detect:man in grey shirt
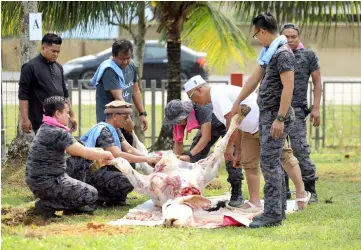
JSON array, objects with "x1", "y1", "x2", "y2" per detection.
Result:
[
  {"x1": 281, "y1": 23, "x2": 322, "y2": 203},
  {"x1": 92, "y1": 39, "x2": 148, "y2": 149}
]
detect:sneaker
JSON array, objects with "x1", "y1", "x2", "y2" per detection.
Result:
[{"x1": 238, "y1": 201, "x2": 263, "y2": 213}]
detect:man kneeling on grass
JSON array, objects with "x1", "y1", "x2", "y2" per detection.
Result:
[
  {"x1": 66, "y1": 100, "x2": 161, "y2": 207},
  {"x1": 26, "y1": 96, "x2": 114, "y2": 220}
]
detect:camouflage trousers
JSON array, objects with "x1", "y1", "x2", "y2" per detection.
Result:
[
  {"x1": 259, "y1": 110, "x2": 295, "y2": 219},
  {"x1": 26, "y1": 174, "x2": 98, "y2": 211},
  {"x1": 190, "y1": 125, "x2": 244, "y2": 185},
  {"x1": 288, "y1": 107, "x2": 317, "y2": 182},
  {"x1": 66, "y1": 156, "x2": 134, "y2": 203}
]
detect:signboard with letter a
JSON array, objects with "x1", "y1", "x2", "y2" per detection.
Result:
[{"x1": 29, "y1": 13, "x2": 42, "y2": 40}]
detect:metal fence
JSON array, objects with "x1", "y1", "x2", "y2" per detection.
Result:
[
  {"x1": 308, "y1": 81, "x2": 361, "y2": 149},
  {"x1": 2, "y1": 79, "x2": 361, "y2": 154}
]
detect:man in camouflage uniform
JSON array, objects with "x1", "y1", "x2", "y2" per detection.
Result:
[
  {"x1": 281, "y1": 23, "x2": 321, "y2": 203},
  {"x1": 163, "y1": 99, "x2": 244, "y2": 208},
  {"x1": 26, "y1": 96, "x2": 114, "y2": 219},
  {"x1": 231, "y1": 13, "x2": 296, "y2": 228},
  {"x1": 66, "y1": 100, "x2": 160, "y2": 207}
]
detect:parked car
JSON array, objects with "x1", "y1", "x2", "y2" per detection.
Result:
[{"x1": 63, "y1": 40, "x2": 209, "y2": 89}]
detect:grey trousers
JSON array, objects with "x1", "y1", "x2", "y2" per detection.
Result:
[
  {"x1": 189, "y1": 125, "x2": 244, "y2": 185},
  {"x1": 289, "y1": 107, "x2": 317, "y2": 182},
  {"x1": 26, "y1": 173, "x2": 98, "y2": 211},
  {"x1": 66, "y1": 156, "x2": 134, "y2": 203},
  {"x1": 259, "y1": 110, "x2": 294, "y2": 219}
]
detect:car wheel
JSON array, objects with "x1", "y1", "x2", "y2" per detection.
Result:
[{"x1": 80, "y1": 70, "x2": 96, "y2": 89}]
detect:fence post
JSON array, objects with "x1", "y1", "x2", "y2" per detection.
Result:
[
  {"x1": 1, "y1": 85, "x2": 5, "y2": 158},
  {"x1": 322, "y1": 82, "x2": 326, "y2": 148},
  {"x1": 151, "y1": 79, "x2": 156, "y2": 147}
]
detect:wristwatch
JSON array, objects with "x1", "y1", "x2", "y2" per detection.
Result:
[
  {"x1": 139, "y1": 111, "x2": 147, "y2": 117},
  {"x1": 184, "y1": 151, "x2": 193, "y2": 158},
  {"x1": 276, "y1": 115, "x2": 286, "y2": 122}
]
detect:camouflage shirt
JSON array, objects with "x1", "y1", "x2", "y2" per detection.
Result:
[
  {"x1": 96, "y1": 127, "x2": 125, "y2": 149},
  {"x1": 26, "y1": 124, "x2": 76, "y2": 182},
  {"x1": 292, "y1": 48, "x2": 320, "y2": 107},
  {"x1": 257, "y1": 44, "x2": 296, "y2": 115}
]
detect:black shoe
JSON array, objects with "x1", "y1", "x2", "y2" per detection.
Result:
[
  {"x1": 35, "y1": 200, "x2": 56, "y2": 220},
  {"x1": 249, "y1": 214, "x2": 283, "y2": 228},
  {"x1": 104, "y1": 200, "x2": 129, "y2": 207},
  {"x1": 305, "y1": 180, "x2": 318, "y2": 203},
  {"x1": 228, "y1": 183, "x2": 243, "y2": 208},
  {"x1": 63, "y1": 205, "x2": 96, "y2": 215}
]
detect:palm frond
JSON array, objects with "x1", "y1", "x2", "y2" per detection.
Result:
[
  {"x1": 182, "y1": 3, "x2": 257, "y2": 74},
  {"x1": 232, "y1": 1, "x2": 361, "y2": 41},
  {"x1": 1, "y1": 2, "x2": 22, "y2": 36}
]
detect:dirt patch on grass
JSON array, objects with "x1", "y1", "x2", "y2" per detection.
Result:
[
  {"x1": 23, "y1": 222, "x2": 134, "y2": 238},
  {"x1": 206, "y1": 179, "x2": 223, "y2": 190},
  {"x1": 1, "y1": 162, "x2": 27, "y2": 188},
  {"x1": 1, "y1": 206, "x2": 50, "y2": 226}
]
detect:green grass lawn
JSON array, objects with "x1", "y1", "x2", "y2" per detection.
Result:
[{"x1": 1, "y1": 152, "x2": 361, "y2": 249}]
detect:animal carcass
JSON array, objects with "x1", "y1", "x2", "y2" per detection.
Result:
[{"x1": 101, "y1": 105, "x2": 250, "y2": 204}]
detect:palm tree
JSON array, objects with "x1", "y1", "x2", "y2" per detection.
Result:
[
  {"x1": 1, "y1": 1, "x2": 150, "y2": 161},
  {"x1": 150, "y1": 1, "x2": 361, "y2": 150}
]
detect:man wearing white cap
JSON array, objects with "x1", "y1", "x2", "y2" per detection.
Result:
[
  {"x1": 183, "y1": 75, "x2": 263, "y2": 212},
  {"x1": 163, "y1": 98, "x2": 244, "y2": 208}
]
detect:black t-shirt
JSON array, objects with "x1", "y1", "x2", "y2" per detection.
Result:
[{"x1": 18, "y1": 54, "x2": 69, "y2": 129}]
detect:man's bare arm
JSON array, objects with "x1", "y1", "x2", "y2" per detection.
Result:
[
  {"x1": 233, "y1": 66, "x2": 264, "y2": 110},
  {"x1": 110, "y1": 89, "x2": 124, "y2": 101},
  {"x1": 311, "y1": 69, "x2": 322, "y2": 109},
  {"x1": 132, "y1": 82, "x2": 145, "y2": 113},
  {"x1": 189, "y1": 123, "x2": 211, "y2": 156}
]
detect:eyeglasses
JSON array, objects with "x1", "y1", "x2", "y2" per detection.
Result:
[
  {"x1": 252, "y1": 29, "x2": 261, "y2": 39},
  {"x1": 188, "y1": 90, "x2": 196, "y2": 100},
  {"x1": 116, "y1": 113, "x2": 130, "y2": 119}
]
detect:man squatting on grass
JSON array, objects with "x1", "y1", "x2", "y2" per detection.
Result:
[
  {"x1": 26, "y1": 96, "x2": 114, "y2": 219},
  {"x1": 66, "y1": 100, "x2": 161, "y2": 207}
]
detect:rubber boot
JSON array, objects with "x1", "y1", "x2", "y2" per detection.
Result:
[
  {"x1": 228, "y1": 182, "x2": 243, "y2": 208},
  {"x1": 284, "y1": 171, "x2": 291, "y2": 200},
  {"x1": 249, "y1": 214, "x2": 283, "y2": 228},
  {"x1": 305, "y1": 180, "x2": 318, "y2": 203}
]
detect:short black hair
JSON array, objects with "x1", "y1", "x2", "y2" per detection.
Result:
[
  {"x1": 280, "y1": 23, "x2": 300, "y2": 35},
  {"x1": 43, "y1": 96, "x2": 68, "y2": 116},
  {"x1": 252, "y1": 12, "x2": 278, "y2": 34},
  {"x1": 112, "y1": 39, "x2": 133, "y2": 56},
  {"x1": 41, "y1": 33, "x2": 62, "y2": 46}
]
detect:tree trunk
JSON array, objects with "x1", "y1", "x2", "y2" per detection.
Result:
[
  {"x1": 6, "y1": 1, "x2": 39, "y2": 163},
  {"x1": 152, "y1": 17, "x2": 183, "y2": 151},
  {"x1": 132, "y1": 1, "x2": 147, "y2": 143}
]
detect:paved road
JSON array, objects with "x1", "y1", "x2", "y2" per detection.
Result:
[{"x1": 2, "y1": 72, "x2": 361, "y2": 105}]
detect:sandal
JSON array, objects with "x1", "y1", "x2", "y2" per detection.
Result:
[
  {"x1": 293, "y1": 191, "x2": 311, "y2": 211},
  {"x1": 238, "y1": 201, "x2": 263, "y2": 213}
]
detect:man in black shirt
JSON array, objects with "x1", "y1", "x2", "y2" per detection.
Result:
[{"x1": 18, "y1": 33, "x2": 77, "y2": 134}]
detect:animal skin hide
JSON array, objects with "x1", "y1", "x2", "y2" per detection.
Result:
[{"x1": 102, "y1": 105, "x2": 251, "y2": 207}]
